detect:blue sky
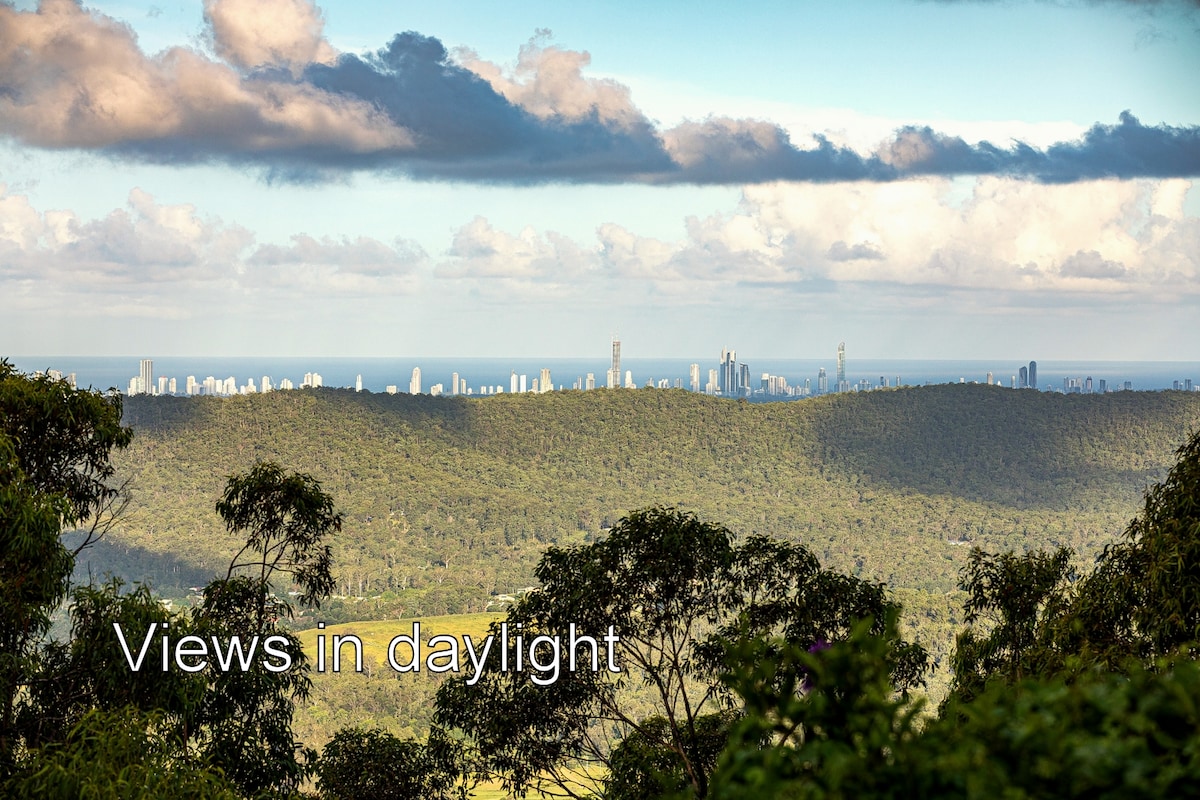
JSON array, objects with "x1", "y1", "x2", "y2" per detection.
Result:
[{"x1": 1, "y1": 0, "x2": 1198, "y2": 360}]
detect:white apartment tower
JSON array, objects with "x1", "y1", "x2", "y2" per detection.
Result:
[
  {"x1": 139, "y1": 359, "x2": 153, "y2": 395},
  {"x1": 607, "y1": 337, "x2": 622, "y2": 388},
  {"x1": 410, "y1": 367, "x2": 422, "y2": 395}
]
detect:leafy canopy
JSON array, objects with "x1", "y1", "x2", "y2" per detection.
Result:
[{"x1": 436, "y1": 506, "x2": 926, "y2": 799}]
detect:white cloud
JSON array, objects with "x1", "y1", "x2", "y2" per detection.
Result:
[
  {"x1": 437, "y1": 216, "x2": 596, "y2": 284},
  {"x1": 204, "y1": 0, "x2": 337, "y2": 74},
  {"x1": 0, "y1": 185, "x2": 426, "y2": 304},
  {"x1": 0, "y1": 185, "x2": 250, "y2": 287},
  {"x1": 0, "y1": 0, "x2": 410, "y2": 153},
  {"x1": 436, "y1": 177, "x2": 1199, "y2": 301},
  {"x1": 455, "y1": 34, "x2": 645, "y2": 128}
]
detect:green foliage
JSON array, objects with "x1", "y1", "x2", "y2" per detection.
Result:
[
  {"x1": 914, "y1": 658, "x2": 1200, "y2": 800},
  {"x1": 19, "y1": 580, "x2": 206, "y2": 752},
  {"x1": 7, "y1": 707, "x2": 239, "y2": 800},
  {"x1": 948, "y1": 427, "x2": 1200, "y2": 694},
  {"x1": 0, "y1": 361, "x2": 132, "y2": 776},
  {"x1": 192, "y1": 577, "x2": 315, "y2": 798},
  {"x1": 1064, "y1": 427, "x2": 1200, "y2": 666},
  {"x1": 435, "y1": 507, "x2": 924, "y2": 798},
  {"x1": 216, "y1": 461, "x2": 341, "y2": 614},
  {"x1": 189, "y1": 461, "x2": 341, "y2": 798},
  {"x1": 0, "y1": 359, "x2": 132, "y2": 527},
  {"x1": 948, "y1": 546, "x2": 1075, "y2": 703},
  {"x1": 606, "y1": 712, "x2": 737, "y2": 800},
  {"x1": 708, "y1": 612, "x2": 925, "y2": 800},
  {"x1": 710, "y1": 619, "x2": 1200, "y2": 800},
  {"x1": 0, "y1": 436, "x2": 73, "y2": 771},
  {"x1": 316, "y1": 726, "x2": 465, "y2": 800}
]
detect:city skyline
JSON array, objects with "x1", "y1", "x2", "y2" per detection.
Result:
[
  {"x1": 103, "y1": 342, "x2": 1196, "y2": 401},
  {"x1": 1, "y1": 1, "x2": 1198, "y2": 359}
]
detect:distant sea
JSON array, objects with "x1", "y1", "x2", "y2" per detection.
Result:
[{"x1": 10, "y1": 356, "x2": 1200, "y2": 396}]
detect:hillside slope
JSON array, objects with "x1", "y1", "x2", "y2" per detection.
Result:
[{"x1": 94, "y1": 385, "x2": 1199, "y2": 601}]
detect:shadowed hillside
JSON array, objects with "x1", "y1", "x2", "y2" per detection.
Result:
[{"x1": 104, "y1": 385, "x2": 1200, "y2": 602}]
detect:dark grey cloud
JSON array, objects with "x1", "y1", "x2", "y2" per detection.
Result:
[
  {"x1": 884, "y1": 113, "x2": 1200, "y2": 182},
  {"x1": 299, "y1": 33, "x2": 674, "y2": 181},
  {"x1": 0, "y1": 3, "x2": 1196, "y2": 185}
]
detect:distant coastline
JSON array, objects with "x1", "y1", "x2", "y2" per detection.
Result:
[{"x1": 9, "y1": 356, "x2": 1200, "y2": 397}]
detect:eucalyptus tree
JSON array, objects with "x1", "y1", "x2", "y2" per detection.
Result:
[{"x1": 435, "y1": 506, "x2": 926, "y2": 799}]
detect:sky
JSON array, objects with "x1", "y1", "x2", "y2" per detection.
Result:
[{"x1": 1, "y1": 0, "x2": 1198, "y2": 360}]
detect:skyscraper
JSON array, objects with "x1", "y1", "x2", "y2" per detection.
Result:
[
  {"x1": 355, "y1": 374, "x2": 363, "y2": 392},
  {"x1": 818, "y1": 367, "x2": 828, "y2": 394},
  {"x1": 608, "y1": 337, "x2": 621, "y2": 389},
  {"x1": 139, "y1": 359, "x2": 153, "y2": 396},
  {"x1": 689, "y1": 363, "x2": 700, "y2": 393},
  {"x1": 1029, "y1": 360, "x2": 1038, "y2": 389},
  {"x1": 720, "y1": 348, "x2": 737, "y2": 396},
  {"x1": 836, "y1": 343, "x2": 846, "y2": 391},
  {"x1": 540, "y1": 367, "x2": 552, "y2": 393},
  {"x1": 1019, "y1": 366, "x2": 1028, "y2": 388},
  {"x1": 409, "y1": 367, "x2": 422, "y2": 394}
]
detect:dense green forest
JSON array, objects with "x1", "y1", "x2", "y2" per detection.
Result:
[{"x1": 106, "y1": 385, "x2": 1200, "y2": 601}]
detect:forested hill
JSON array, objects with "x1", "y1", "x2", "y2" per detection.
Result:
[{"x1": 95, "y1": 385, "x2": 1200, "y2": 617}]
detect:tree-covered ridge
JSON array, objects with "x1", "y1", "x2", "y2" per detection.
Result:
[{"x1": 110, "y1": 385, "x2": 1200, "y2": 604}]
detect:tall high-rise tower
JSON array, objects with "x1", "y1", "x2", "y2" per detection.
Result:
[
  {"x1": 720, "y1": 348, "x2": 737, "y2": 396},
  {"x1": 139, "y1": 359, "x2": 153, "y2": 396},
  {"x1": 836, "y1": 343, "x2": 846, "y2": 391},
  {"x1": 409, "y1": 367, "x2": 422, "y2": 394},
  {"x1": 1029, "y1": 361, "x2": 1037, "y2": 389},
  {"x1": 608, "y1": 337, "x2": 622, "y2": 389}
]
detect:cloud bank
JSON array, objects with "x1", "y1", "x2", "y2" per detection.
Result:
[
  {"x1": 0, "y1": 1, "x2": 1196, "y2": 184},
  {"x1": 0, "y1": 185, "x2": 423, "y2": 303},
  {"x1": 436, "y1": 178, "x2": 1199, "y2": 300}
]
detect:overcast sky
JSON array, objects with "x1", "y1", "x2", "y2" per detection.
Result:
[{"x1": 2, "y1": 0, "x2": 1198, "y2": 360}]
